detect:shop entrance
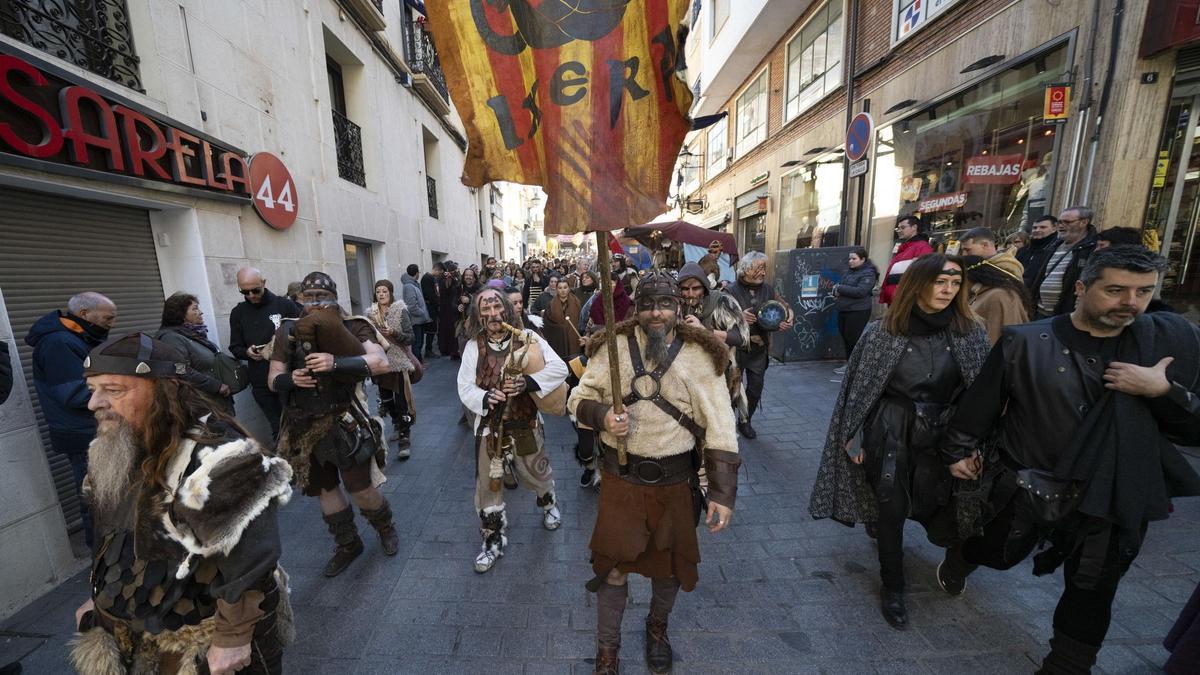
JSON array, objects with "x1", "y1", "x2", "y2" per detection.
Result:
[
  {"x1": 1146, "y1": 55, "x2": 1200, "y2": 321},
  {"x1": 343, "y1": 238, "x2": 375, "y2": 316}
]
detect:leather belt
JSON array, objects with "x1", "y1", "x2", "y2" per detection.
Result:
[{"x1": 600, "y1": 444, "x2": 694, "y2": 486}]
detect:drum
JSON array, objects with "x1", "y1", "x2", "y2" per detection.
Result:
[{"x1": 756, "y1": 300, "x2": 789, "y2": 331}]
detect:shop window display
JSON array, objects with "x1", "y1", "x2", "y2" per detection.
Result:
[
  {"x1": 779, "y1": 158, "x2": 844, "y2": 249},
  {"x1": 869, "y1": 46, "x2": 1069, "y2": 255}
]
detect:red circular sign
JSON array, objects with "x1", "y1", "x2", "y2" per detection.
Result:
[{"x1": 249, "y1": 152, "x2": 298, "y2": 231}]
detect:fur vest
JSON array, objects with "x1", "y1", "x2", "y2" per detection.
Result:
[{"x1": 808, "y1": 320, "x2": 991, "y2": 526}]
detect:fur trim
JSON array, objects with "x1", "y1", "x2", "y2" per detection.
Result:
[
  {"x1": 584, "y1": 318, "x2": 729, "y2": 375},
  {"x1": 70, "y1": 628, "x2": 123, "y2": 675},
  {"x1": 274, "y1": 566, "x2": 297, "y2": 646},
  {"x1": 162, "y1": 437, "x2": 293, "y2": 577}
]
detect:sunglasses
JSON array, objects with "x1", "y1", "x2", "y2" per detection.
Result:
[{"x1": 239, "y1": 287, "x2": 265, "y2": 296}]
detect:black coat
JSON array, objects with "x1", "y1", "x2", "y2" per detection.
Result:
[
  {"x1": 420, "y1": 272, "x2": 440, "y2": 321},
  {"x1": 835, "y1": 263, "x2": 878, "y2": 313},
  {"x1": 1016, "y1": 234, "x2": 1059, "y2": 291},
  {"x1": 228, "y1": 289, "x2": 300, "y2": 388},
  {"x1": 0, "y1": 340, "x2": 12, "y2": 405}
]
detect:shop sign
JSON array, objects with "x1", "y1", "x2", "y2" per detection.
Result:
[
  {"x1": 848, "y1": 158, "x2": 869, "y2": 178},
  {"x1": 963, "y1": 154, "x2": 1023, "y2": 185},
  {"x1": 750, "y1": 171, "x2": 769, "y2": 186},
  {"x1": 1153, "y1": 151, "x2": 1170, "y2": 189},
  {"x1": 894, "y1": 0, "x2": 963, "y2": 44},
  {"x1": 0, "y1": 44, "x2": 298, "y2": 227},
  {"x1": 1044, "y1": 84, "x2": 1071, "y2": 123},
  {"x1": 917, "y1": 191, "x2": 968, "y2": 213}
]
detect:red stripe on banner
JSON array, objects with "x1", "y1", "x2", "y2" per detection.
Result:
[
  {"x1": 480, "y1": 6, "x2": 541, "y2": 181},
  {"x1": 589, "y1": 20, "x2": 627, "y2": 231}
]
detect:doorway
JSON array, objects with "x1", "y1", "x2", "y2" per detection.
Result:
[
  {"x1": 1147, "y1": 85, "x2": 1200, "y2": 320},
  {"x1": 343, "y1": 239, "x2": 375, "y2": 316}
]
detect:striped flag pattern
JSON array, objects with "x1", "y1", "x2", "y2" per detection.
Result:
[{"x1": 425, "y1": 0, "x2": 694, "y2": 235}]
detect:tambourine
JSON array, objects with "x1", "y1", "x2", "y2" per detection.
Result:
[{"x1": 756, "y1": 300, "x2": 788, "y2": 331}]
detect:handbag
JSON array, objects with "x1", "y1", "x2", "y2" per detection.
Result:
[
  {"x1": 213, "y1": 352, "x2": 250, "y2": 394},
  {"x1": 1014, "y1": 469, "x2": 1084, "y2": 526}
]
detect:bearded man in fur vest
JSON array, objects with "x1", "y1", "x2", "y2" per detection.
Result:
[
  {"x1": 268, "y1": 272, "x2": 398, "y2": 578},
  {"x1": 71, "y1": 333, "x2": 293, "y2": 675},
  {"x1": 568, "y1": 271, "x2": 742, "y2": 675},
  {"x1": 677, "y1": 261, "x2": 750, "y2": 419},
  {"x1": 457, "y1": 286, "x2": 569, "y2": 573}
]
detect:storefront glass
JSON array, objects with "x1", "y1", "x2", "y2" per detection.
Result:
[
  {"x1": 779, "y1": 157, "x2": 844, "y2": 250},
  {"x1": 736, "y1": 190, "x2": 767, "y2": 254},
  {"x1": 869, "y1": 44, "x2": 1069, "y2": 255}
]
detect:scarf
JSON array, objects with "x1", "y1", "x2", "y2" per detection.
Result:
[
  {"x1": 64, "y1": 312, "x2": 110, "y2": 342},
  {"x1": 909, "y1": 306, "x2": 954, "y2": 336},
  {"x1": 184, "y1": 322, "x2": 209, "y2": 339}
]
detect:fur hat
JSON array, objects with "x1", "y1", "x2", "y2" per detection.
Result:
[{"x1": 635, "y1": 270, "x2": 680, "y2": 301}]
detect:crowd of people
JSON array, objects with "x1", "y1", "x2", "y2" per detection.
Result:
[{"x1": 4, "y1": 206, "x2": 1199, "y2": 674}]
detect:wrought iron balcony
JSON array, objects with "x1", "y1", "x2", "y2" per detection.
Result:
[
  {"x1": 0, "y1": 0, "x2": 142, "y2": 91},
  {"x1": 426, "y1": 175, "x2": 438, "y2": 219},
  {"x1": 332, "y1": 109, "x2": 366, "y2": 187},
  {"x1": 403, "y1": 19, "x2": 448, "y2": 103}
]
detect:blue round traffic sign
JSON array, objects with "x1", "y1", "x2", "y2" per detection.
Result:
[{"x1": 846, "y1": 112, "x2": 874, "y2": 162}]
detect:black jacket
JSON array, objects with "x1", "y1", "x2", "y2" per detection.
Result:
[
  {"x1": 0, "y1": 340, "x2": 12, "y2": 405},
  {"x1": 420, "y1": 272, "x2": 440, "y2": 320},
  {"x1": 1028, "y1": 233, "x2": 1098, "y2": 316},
  {"x1": 835, "y1": 263, "x2": 878, "y2": 313},
  {"x1": 1016, "y1": 234, "x2": 1059, "y2": 291},
  {"x1": 228, "y1": 289, "x2": 300, "y2": 387}
]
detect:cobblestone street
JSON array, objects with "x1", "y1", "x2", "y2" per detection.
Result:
[{"x1": 4, "y1": 357, "x2": 1199, "y2": 674}]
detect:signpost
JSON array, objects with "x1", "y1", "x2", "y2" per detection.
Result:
[{"x1": 848, "y1": 159, "x2": 869, "y2": 178}]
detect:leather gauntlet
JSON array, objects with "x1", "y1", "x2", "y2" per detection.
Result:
[
  {"x1": 331, "y1": 355, "x2": 370, "y2": 380},
  {"x1": 576, "y1": 399, "x2": 611, "y2": 431},
  {"x1": 704, "y1": 449, "x2": 741, "y2": 509}
]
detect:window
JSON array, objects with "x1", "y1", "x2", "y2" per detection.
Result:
[
  {"x1": 327, "y1": 58, "x2": 347, "y2": 115},
  {"x1": 709, "y1": 0, "x2": 729, "y2": 42},
  {"x1": 680, "y1": 142, "x2": 701, "y2": 194},
  {"x1": 735, "y1": 70, "x2": 768, "y2": 158},
  {"x1": 785, "y1": 2, "x2": 843, "y2": 122},
  {"x1": 706, "y1": 117, "x2": 728, "y2": 175}
]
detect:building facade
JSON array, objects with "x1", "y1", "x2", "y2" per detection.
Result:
[
  {"x1": 0, "y1": 0, "x2": 497, "y2": 617},
  {"x1": 682, "y1": 0, "x2": 1189, "y2": 315}
]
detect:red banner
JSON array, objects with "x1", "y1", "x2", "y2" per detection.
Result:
[{"x1": 963, "y1": 154, "x2": 1024, "y2": 185}]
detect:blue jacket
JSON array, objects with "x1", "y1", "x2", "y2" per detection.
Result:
[{"x1": 25, "y1": 310, "x2": 105, "y2": 445}]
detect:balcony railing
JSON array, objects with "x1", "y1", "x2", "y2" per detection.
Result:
[
  {"x1": 332, "y1": 109, "x2": 366, "y2": 187},
  {"x1": 403, "y1": 19, "x2": 447, "y2": 102},
  {"x1": 0, "y1": 0, "x2": 142, "y2": 91},
  {"x1": 426, "y1": 175, "x2": 438, "y2": 219}
]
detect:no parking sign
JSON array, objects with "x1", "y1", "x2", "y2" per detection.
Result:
[{"x1": 845, "y1": 112, "x2": 874, "y2": 162}]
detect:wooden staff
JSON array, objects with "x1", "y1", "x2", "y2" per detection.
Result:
[{"x1": 594, "y1": 232, "x2": 628, "y2": 469}]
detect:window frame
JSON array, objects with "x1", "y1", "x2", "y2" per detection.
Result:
[
  {"x1": 783, "y1": 1, "x2": 845, "y2": 124},
  {"x1": 709, "y1": 0, "x2": 730, "y2": 44},
  {"x1": 891, "y1": 0, "x2": 964, "y2": 46},
  {"x1": 734, "y1": 67, "x2": 769, "y2": 159},
  {"x1": 706, "y1": 116, "x2": 729, "y2": 177}
]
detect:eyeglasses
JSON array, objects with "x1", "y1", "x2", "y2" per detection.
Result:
[
  {"x1": 239, "y1": 287, "x2": 265, "y2": 296},
  {"x1": 1059, "y1": 217, "x2": 1083, "y2": 224},
  {"x1": 636, "y1": 298, "x2": 679, "y2": 312}
]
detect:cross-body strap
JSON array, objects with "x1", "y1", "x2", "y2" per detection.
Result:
[{"x1": 621, "y1": 332, "x2": 704, "y2": 442}]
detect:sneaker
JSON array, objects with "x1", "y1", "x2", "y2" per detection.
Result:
[
  {"x1": 579, "y1": 468, "x2": 595, "y2": 488},
  {"x1": 543, "y1": 504, "x2": 562, "y2": 530},
  {"x1": 936, "y1": 546, "x2": 975, "y2": 597},
  {"x1": 474, "y1": 546, "x2": 502, "y2": 573},
  {"x1": 396, "y1": 445, "x2": 411, "y2": 460}
]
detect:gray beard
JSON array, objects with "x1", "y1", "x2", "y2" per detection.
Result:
[
  {"x1": 644, "y1": 326, "x2": 670, "y2": 368},
  {"x1": 87, "y1": 413, "x2": 141, "y2": 523}
]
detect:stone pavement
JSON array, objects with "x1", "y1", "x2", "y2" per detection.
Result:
[{"x1": 3, "y1": 357, "x2": 1199, "y2": 674}]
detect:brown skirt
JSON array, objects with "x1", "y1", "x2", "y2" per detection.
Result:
[{"x1": 589, "y1": 470, "x2": 701, "y2": 591}]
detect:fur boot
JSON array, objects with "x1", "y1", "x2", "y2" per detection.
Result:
[
  {"x1": 322, "y1": 507, "x2": 363, "y2": 577},
  {"x1": 361, "y1": 500, "x2": 400, "y2": 556},
  {"x1": 474, "y1": 505, "x2": 507, "y2": 573}
]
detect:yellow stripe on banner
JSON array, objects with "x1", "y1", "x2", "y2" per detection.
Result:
[
  {"x1": 622, "y1": 2, "x2": 658, "y2": 226},
  {"x1": 553, "y1": 35, "x2": 595, "y2": 232}
]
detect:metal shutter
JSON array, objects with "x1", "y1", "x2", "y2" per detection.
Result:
[{"x1": 0, "y1": 186, "x2": 164, "y2": 533}]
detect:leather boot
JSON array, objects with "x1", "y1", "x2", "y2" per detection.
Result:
[
  {"x1": 361, "y1": 500, "x2": 400, "y2": 556},
  {"x1": 322, "y1": 508, "x2": 363, "y2": 577},
  {"x1": 594, "y1": 581, "x2": 626, "y2": 674},
  {"x1": 1036, "y1": 630, "x2": 1099, "y2": 675},
  {"x1": 880, "y1": 587, "x2": 908, "y2": 630},
  {"x1": 936, "y1": 543, "x2": 977, "y2": 596},
  {"x1": 738, "y1": 398, "x2": 759, "y2": 439},
  {"x1": 645, "y1": 578, "x2": 679, "y2": 673}
]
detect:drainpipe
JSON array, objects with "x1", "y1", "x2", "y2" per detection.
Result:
[
  {"x1": 1063, "y1": 0, "x2": 1101, "y2": 206},
  {"x1": 840, "y1": 0, "x2": 860, "y2": 245},
  {"x1": 1079, "y1": 0, "x2": 1124, "y2": 205}
]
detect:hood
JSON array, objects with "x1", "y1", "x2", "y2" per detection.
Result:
[
  {"x1": 401, "y1": 275, "x2": 420, "y2": 287},
  {"x1": 676, "y1": 262, "x2": 709, "y2": 293},
  {"x1": 26, "y1": 310, "x2": 103, "y2": 347},
  {"x1": 984, "y1": 248, "x2": 1025, "y2": 281}
]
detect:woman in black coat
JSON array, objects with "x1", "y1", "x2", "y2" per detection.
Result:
[
  {"x1": 156, "y1": 292, "x2": 235, "y2": 413},
  {"x1": 833, "y1": 247, "x2": 878, "y2": 357}
]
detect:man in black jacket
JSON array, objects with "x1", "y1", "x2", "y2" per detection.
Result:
[
  {"x1": 420, "y1": 262, "x2": 442, "y2": 359},
  {"x1": 937, "y1": 247, "x2": 1200, "y2": 673},
  {"x1": 1029, "y1": 206, "x2": 1098, "y2": 318},
  {"x1": 228, "y1": 267, "x2": 300, "y2": 438},
  {"x1": 1017, "y1": 215, "x2": 1060, "y2": 291},
  {"x1": 0, "y1": 340, "x2": 11, "y2": 406}
]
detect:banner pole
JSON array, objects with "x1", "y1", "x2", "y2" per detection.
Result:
[{"x1": 594, "y1": 231, "x2": 628, "y2": 469}]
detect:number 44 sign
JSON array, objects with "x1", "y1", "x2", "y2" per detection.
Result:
[{"x1": 249, "y1": 152, "x2": 298, "y2": 230}]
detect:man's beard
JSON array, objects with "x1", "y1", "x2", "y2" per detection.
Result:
[
  {"x1": 87, "y1": 412, "x2": 142, "y2": 520},
  {"x1": 1088, "y1": 306, "x2": 1140, "y2": 329},
  {"x1": 640, "y1": 316, "x2": 676, "y2": 367}
]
